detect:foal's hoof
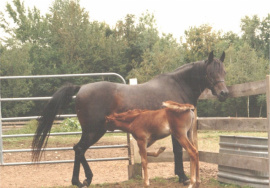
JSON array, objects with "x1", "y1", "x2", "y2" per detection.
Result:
[
  {"x1": 188, "y1": 183, "x2": 199, "y2": 188},
  {"x1": 159, "y1": 147, "x2": 166, "y2": 152}
]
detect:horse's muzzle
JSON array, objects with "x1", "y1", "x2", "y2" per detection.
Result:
[{"x1": 218, "y1": 90, "x2": 229, "y2": 102}]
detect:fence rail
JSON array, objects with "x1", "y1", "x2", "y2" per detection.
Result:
[{"x1": 0, "y1": 72, "x2": 131, "y2": 166}]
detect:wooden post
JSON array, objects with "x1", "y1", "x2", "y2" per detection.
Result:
[
  {"x1": 266, "y1": 75, "x2": 270, "y2": 186},
  {"x1": 127, "y1": 78, "x2": 142, "y2": 179},
  {"x1": 128, "y1": 138, "x2": 142, "y2": 179}
]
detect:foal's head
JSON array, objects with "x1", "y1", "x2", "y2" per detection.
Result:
[{"x1": 205, "y1": 51, "x2": 229, "y2": 102}]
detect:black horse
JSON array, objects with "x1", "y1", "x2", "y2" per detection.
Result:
[{"x1": 32, "y1": 51, "x2": 228, "y2": 187}]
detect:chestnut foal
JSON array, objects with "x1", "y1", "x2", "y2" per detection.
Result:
[{"x1": 106, "y1": 101, "x2": 200, "y2": 188}]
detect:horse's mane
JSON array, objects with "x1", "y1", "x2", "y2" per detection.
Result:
[{"x1": 162, "y1": 101, "x2": 194, "y2": 113}]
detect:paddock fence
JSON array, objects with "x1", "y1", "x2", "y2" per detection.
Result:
[
  {"x1": 0, "y1": 73, "x2": 132, "y2": 166},
  {"x1": 131, "y1": 76, "x2": 270, "y2": 184}
]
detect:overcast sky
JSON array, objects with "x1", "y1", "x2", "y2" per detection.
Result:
[{"x1": 0, "y1": 0, "x2": 269, "y2": 39}]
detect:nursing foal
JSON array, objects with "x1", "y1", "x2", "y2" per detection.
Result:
[{"x1": 106, "y1": 101, "x2": 200, "y2": 188}]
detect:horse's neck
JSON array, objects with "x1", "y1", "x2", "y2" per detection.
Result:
[{"x1": 172, "y1": 61, "x2": 207, "y2": 103}]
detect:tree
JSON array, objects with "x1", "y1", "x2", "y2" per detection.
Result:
[
  {"x1": 182, "y1": 24, "x2": 222, "y2": 62},
  {"x1": 241, "y1": 14, "x2": 270, "y2": 59},
  {"x1": 0, "y1": 0, "x2": 50, "y2": 46},
  {"x1": 127, "y1": 34, "x2": 184, "y2": 83},
  {"x1": 0, "y1": 44, "x2": 33, "y2": 117}
]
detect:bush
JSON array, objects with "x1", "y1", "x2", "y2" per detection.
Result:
[{"x1": 57, "y1": 118, "x2": 82, "y2": 132}]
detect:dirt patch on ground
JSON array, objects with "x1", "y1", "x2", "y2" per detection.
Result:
[
  {"x1": 0, "y1": 136, "x2": 218, "y2": 188},
  {"x1": 0, "y1": 161, "x2": 218, "y2": 188}
]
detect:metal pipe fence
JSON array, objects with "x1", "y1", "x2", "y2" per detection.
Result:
[{"x1": 0, "y1": 73, "x2": 132, "y2": 166}]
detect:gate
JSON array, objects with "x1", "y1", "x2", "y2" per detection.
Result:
[{"x1": 0, "y1": 73, "x2": 132, "y2": 166}]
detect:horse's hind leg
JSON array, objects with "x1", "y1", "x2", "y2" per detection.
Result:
[{"x1": 72, "y1": 130, "x2": 106, "y2": 187}]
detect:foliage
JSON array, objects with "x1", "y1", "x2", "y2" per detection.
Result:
[
  {"x1": 0, "y1": 0, "x2": 269, "y2": 118},
  {"x1": 181, "y1": 24, "x2": 222, "y2": 62},
  {"x1": 57, "y1": 118, "x2": 81, "y2": 132}
]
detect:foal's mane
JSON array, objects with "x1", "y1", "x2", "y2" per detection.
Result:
[{"x1": 106, "y1": 109, "x2": 146, "y2": 123}]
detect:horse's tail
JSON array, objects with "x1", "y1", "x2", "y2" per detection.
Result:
[{"x1": 32, "y1": 83, "x2": 81, "y2": 162}]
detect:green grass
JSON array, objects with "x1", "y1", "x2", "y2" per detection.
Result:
[{"x1": 198, "y1": 130, "x2": 267, "y2": 152}]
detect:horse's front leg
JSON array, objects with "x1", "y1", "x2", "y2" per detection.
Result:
[{"x1": 137, "y1": 139, "x2": 149, "y2": 187}]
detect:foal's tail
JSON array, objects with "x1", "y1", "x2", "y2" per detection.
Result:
[
  {"x1": 162, "y1": 101, "x2": 194, "y2": 112},
  {"x1": 32, "y1": 83, "x2": 81, "y2": 162}
]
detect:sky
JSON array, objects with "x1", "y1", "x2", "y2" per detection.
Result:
[{"x1": 0, "y1": 0, "x2": 269, "y2": 40}]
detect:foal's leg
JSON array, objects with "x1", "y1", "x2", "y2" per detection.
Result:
[
  {"x1": 188, "y1": 129, "x2": 200, "y2": 186},
  {"x1": 171, "y1": 136, "x2": 189, "y2": 184},
  {"x1": 137, "y1": 139, "x2": 150, "y2": 187},
  {"x1": 72, "y1": 130, "x2": 106, "y2": 187},
  {"x1": 174, "y1": 135, "x2": 198, "y2": 188},
  {"x1": 147, "y1": 147, "x2": 166, "y2": 157}
]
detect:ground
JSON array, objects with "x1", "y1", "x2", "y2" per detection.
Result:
[
  {"x1": 0, "y1": 160, "x2": 218, "y2": 188},
  {"x1": 0, "y1": 135, "x2": 220, "y2": 188}
]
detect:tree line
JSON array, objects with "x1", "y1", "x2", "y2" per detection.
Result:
[{"x1": 0, "y1": 0, "x2": 269, "y2": 118}]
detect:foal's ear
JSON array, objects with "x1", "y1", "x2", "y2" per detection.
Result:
[
  {"x1": 220, "y1": 51, "x2": 225, "y2": 62},
  {"x1": 207, "y1": 50, "x2": 214, "y2": 63}
]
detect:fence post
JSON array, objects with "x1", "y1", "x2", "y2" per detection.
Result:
[
  {"x1": 266, "y1": 75, "x2": 270, "y2": 186},
  {"x1": 128, "y1": 139, "x2": 142, "y2": 179},
  {"x1": 127, "y1": 78, "x2": 142, "y2": 179}
]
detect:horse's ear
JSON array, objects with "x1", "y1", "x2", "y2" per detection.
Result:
[
  {"x1": 220, "y1": 51, "x2": 225, "y2": 62},
  {"x1": 207, "y1": 50, "x2": 214, "y2": 63}
]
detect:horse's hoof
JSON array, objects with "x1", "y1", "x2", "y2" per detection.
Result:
[
  {"x1": 72, "y1": 178, "x2": 83, "y2": 187},
  {"x1": 83, "y1": 178, "x2": 92, "y2": 187},
  {"x1": 183, "y1": 179, "x2": 190, "y2": 186},
  {"x1": 179, "y1": 175, "x2": 190, "y2": 185}
]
